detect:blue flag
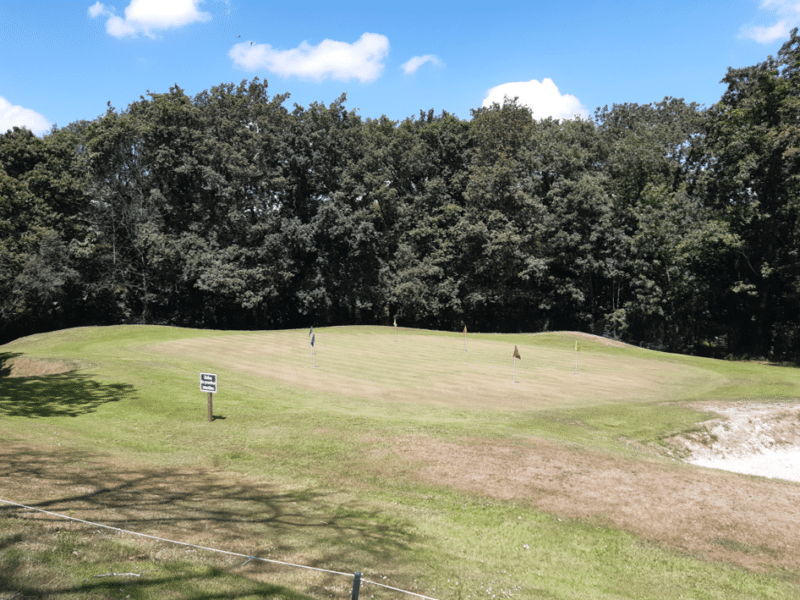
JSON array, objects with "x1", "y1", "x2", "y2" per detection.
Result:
[
  {"x1": 311, "y1": 333, "x2": 315, "y2": 347},
  {"x1": 309, "y1": 325, "x2": 313, "y2": 336}
]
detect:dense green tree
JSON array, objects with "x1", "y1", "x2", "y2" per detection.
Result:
[
  {"x1": 698, "y1": 28, "x2": 800, "y2": 357},
  {"x1": 591, "y1": 98, "x2": 724, "y2": 348},
  {"x1": 84, "y1": 101, "x2": 174, "y2": 324},
  {"x1": 596, "y1": 98, "x2": 705, "y2": 202},
  {"x1": 623, "y1": 183, "x2": 739, "y2": 350},
  {"x1": 528, "y1": 116, "x2": 611, "y2": 333},
  {"x1": 0, "y1": 53, "x2": 797, "y2": 357},
  {"x1": 273, "y1": 95, "x2": 386, "y2": 325},
  {"x1": 0, "y1": 125, "x2": 89, "y2": 340},
  {"x1": 83, "y1": 80, "x2": 294, "y2": 328},
  {"x1": 380, "y1": 110, "x2": 472, "y2": 327},
  {"x1": 455, "y1": 99, "x2": 540, "y2": 330},
  {"x1": 174, "y1": 79, "x2": 291, "y2": 327}
]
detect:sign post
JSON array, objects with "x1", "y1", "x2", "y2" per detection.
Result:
[{"x1": 200, "y1": 373, "x2": 217, "y2": 422}]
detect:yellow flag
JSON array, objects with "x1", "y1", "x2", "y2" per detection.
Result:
[
  {"x1": 513, "y1": 345, "x2": 521, "y2": 360},
  {"x1": 393, "y1": 318, "x2": 397, "y2": 328},
  {"x1": 463, "y1": 325, "x2": 467, "y2": 335}
]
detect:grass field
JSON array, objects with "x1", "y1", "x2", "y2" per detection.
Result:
[{"x1": 2, "y1": 325, "x2": 800, "y2": 599}]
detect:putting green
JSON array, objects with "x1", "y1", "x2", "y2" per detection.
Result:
[{"x1": 146, "y1": 326, "x2": 726, "y2": 410}]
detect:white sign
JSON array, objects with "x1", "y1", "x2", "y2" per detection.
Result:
[{"x1": 200, "y1": 372, "x2": 217, "y2": 393}]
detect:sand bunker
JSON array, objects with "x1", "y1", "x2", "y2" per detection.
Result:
[
  {"x1": 690, "y1": 447, "x2": 800, "y2": 482},
  {"x1": 669, "y1": 402, "x2": 800, "y2": 483}
]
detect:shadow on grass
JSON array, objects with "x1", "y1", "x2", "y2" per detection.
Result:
[
  {"x1": 0, "y1": 352, "x2": 135, "y2": 417},
  {"x1": 0, "y1": 352, "x2": 19, "y2": 377},
  {"x1": 0, "y1": 445, "x2": 417, "y2": 599},
  {"x1": 0, "y1": 536, "x2": 315, "y2": 600}
]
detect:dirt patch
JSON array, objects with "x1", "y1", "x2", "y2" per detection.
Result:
[
  {"x1": 2, "y1": 357, "x2": 73, "y2": 378},
  {"x1": 388, "y1": 434, "x2": 800, "y2": 573}
]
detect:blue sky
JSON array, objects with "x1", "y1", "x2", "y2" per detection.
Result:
[{"x1": 2, "y1": 0, "x2": 799, "y2": 136}]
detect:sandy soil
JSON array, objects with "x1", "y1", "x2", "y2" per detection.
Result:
[{"x1": 667, "y1": 402, "x2": 800, "y2": 482}]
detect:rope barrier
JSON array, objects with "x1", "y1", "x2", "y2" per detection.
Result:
[
  {"x1": 362, "y1": 578, "x2": 439, "y2": 599},
  {"x1": 0, "y1": 497, "x2": 439, "y2": 599}
]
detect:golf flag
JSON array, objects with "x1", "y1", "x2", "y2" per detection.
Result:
[
  {"x1": 393, "y1": 317, "x2": 397, "y2": 343},
  {"x1": 513, "y1": 345, "x2": 521, "y2": 360},
  {"x1": 463, "y1": 325, "x2": 467, "y2": 352},
  {"x1": 393, "y1": 318, "x2": 397, "y2": 328},
  {"x1": 309, "y1": 325, "x2": 313, "y2": 337},
  {"x1": 311, "y1": 333, "x2": 315, "y2": 347}
]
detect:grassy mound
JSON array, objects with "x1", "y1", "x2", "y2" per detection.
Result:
[{"x1": 1, "y1": 325, "x2": 799, "y2": 599}]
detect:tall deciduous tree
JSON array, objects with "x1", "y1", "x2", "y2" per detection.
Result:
[
  {"x1": 0, "y1": 125, "x2": 89, "y2": 340},
  {"x1": 699, "y1": 28, "x2": 800, "y2": 357},
  {"x1": 380, "y1": 109, "x2": 472, "y2": 328}
]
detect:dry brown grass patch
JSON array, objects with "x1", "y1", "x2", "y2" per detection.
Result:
[
  {"x1": 3, "y1": 357, "x2": 73, "y2": 378},
  {"x1": 388, "y1": 433, "x2": 800, "y2": 572}
]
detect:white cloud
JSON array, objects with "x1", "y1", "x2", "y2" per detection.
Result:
[
  {"x1": 401, "y1": 54, "x2": 443, "y2": 75},
  {"x1": 740, "y1": 0, "x2": 800, "y2": 43},
  {"x1": 0, "y1": 96, "x2": 51, "y2": 136},
  {"x1": 87, "y1": 1, "x2": 111, "y2": 18},
  {"x1": 229, "y1": 33, "x2": 390, "y2": 83},
  {"x1": 88, "y1": 0, "x2": 211, "y2": 39},
  {"x1": 741, "y1": 19, "x2": 792, "y2": 43},
  {"x1": 482, "y1": 78, "x2": 589, "y2": 121}
]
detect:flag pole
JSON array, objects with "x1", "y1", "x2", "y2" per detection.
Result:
[
  {"x1": 574, "y1": 341, "x2": 578, "y2": 376},
  {"x1": 463, "y1": 325, "x2": 467, "y2": 352},
  {"x1": 512, "y1": 345, "x2": 521, "y2": 384},
  {"x1": 394, "y1": 318, "x2": 397, "y2": 343}
]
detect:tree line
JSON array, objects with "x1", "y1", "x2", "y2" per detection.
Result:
[{"x1": 2, "y1": 30, "x2": 799, "y2": 359}]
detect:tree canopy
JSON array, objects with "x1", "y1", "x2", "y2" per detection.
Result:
[{"x1": 2, "y1": 34, "x2": 800, "y2": 360}]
